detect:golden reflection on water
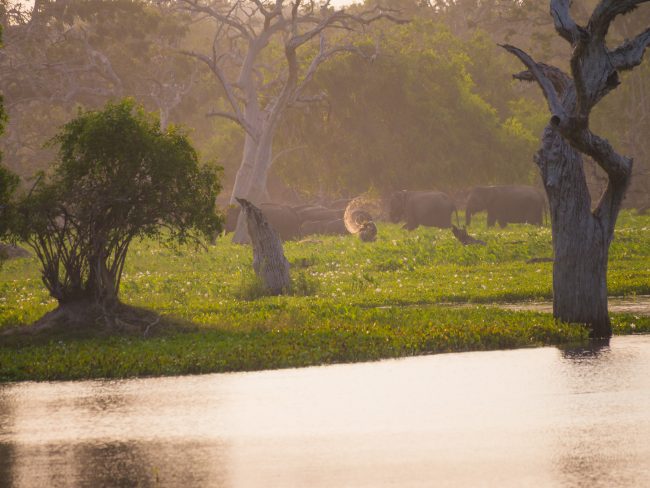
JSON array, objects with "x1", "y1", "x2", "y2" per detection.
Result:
[{"x1": 1, "y1": 336, "x2": 650, "y2": 487}]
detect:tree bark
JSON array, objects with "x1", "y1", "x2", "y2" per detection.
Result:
[
  {"x1": 179, "y1": 1, "x2": 405, "y2": 244},
  {"x1": 501, "y1": 0, "x2": 648, "y2": 337},
  {"x1": 236, "y1": 198, "x2": 290, "y2": 295},
  {"x1": 231, "y1": 127, "x2": 273, "y2": 244},
  {"x1": 536, "y1": 127, "x2": 612, "y2": 337}
]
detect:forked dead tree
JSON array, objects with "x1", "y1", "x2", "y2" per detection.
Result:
[
  {"x1": 501, "y1": 0, "x2": 650, "y2": 337},
  {"x1": 178, "y1": 0, "x2": 405, "y2": 243}
]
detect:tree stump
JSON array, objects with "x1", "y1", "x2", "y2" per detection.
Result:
[{"x1": 236, "y1": 198, "x2": 290, "y2": 295}]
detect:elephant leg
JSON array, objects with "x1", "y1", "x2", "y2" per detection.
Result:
[
  {"x1": 498, "y1": 219, "x2": 507, "y2": 228},
  {"x1": 487, "y1": 213, "x2": 496, "y2": 227},
  {"x1": 403, "y1": 221, "x2": 418, "y2": 231}
]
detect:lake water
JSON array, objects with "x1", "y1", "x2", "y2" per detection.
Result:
[{"x1": 1, "y1": 335, "x2": 650, "y2": 487}]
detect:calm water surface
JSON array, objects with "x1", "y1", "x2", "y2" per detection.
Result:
[{"x1": 1, "y1": 335, "x2": 650, "y2": 487}]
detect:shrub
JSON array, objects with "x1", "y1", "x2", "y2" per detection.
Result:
[{"x1": 12, "y1": 99, "x2": 222, "y2": 309}]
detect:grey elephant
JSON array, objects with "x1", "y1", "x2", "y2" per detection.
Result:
[
  {"x1": 388, "y1": 190, "x2": 456, "y2": 230},
  {"x1": 300, "y1": 218, "x2": 348, "y2": 236},
  {"x1": 293, "y1": 205, "x2": 344, "y2": 224},
  {"x1": 465, "y1": 185, "x2": 546, "y2": 227},
  {"x1": 224, "y1": 203, "x2": 301, "y2": 240}
]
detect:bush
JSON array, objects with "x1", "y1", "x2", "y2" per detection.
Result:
[{"x1": 12, "y1": 99, "x2": 222, "y2": 308}]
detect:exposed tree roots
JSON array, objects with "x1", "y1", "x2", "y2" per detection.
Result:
[{"x1": 1, "y1": 301, "x2": 185, "y2": 339}]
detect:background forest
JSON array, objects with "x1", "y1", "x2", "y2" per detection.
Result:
[{"x1": 1, "y1": 0, "x2": 648, "y2": 205}]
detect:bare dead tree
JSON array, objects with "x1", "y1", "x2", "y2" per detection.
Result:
[
  {"x1": 176, "y1": 0, "x2": 406, "y2": 243},
  {"x1": 501, "y1": 0, "x2": 650, "y2": 337}
]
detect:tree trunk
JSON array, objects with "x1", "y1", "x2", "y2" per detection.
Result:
[
  {"x1": 232, "y1": 120, "x2": 274, "y2": 244},
  {"x1": 230, "y1": 96, "x2": 264, "y2": 201},
  {"x1": 553, "y1": 232, "x2": 610, "y2": 337},
  {"x1": 236, "y1": 198, "x2": 290, "y2": 295},
  {"x1": 537, "y1": 127, "x2": 613, "y2": 337},
  {"x1": 501, "y1": 0, "x2": 647, "y2": 337}
]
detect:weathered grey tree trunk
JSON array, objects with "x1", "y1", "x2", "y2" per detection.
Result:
[
  {"x1": 180, "y1": 1, "x2": 405, "y2": 245},
  {"x1": 231, "y1": 128, "x2": 273, "y2": 244},
  {"x1": 236, "y1": 198, "x2": 290, "y2": 295},
  {"x1": 537, "y1": 128, "x2": 613, "y2": 336},
  {"x1": 502, "y1": 0, "x2": 650, "y2": 337}
]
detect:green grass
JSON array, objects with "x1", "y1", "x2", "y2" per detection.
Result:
[{"x1": 1, "y1": 210, "x2": 649, "y2": 381}]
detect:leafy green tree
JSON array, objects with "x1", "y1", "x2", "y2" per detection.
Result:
[
  {"x1": 13, "y1": 99, "x2": 222, "y2": 319},
  {"x1": 274, "y1": 21, "x2": 542, "y2": 197}
]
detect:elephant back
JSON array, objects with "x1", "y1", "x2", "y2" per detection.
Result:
[{"x1": 259, "y1": 203, "x2": 301, "y2": 241}]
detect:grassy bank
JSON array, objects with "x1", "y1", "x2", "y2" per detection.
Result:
[{"x1": 1, "y1": 211, "x2": 649, "y2": 381}]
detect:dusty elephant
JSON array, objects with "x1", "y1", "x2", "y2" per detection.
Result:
[
  {"x1": 300, "y1": 218, "x2": 348, "y2": 236},
  {"x1": 293, "y1": 205, "x2": 344, "y2": 224},
  {"x1": 388, "y1": 190, "x2": 456, "y2": 230},
  {"x1": 465, "y1": 185, "x2": 546, "y2": 227},
  {"x1": 224, "y1": 203, "x2": 301, "y2": 241}
]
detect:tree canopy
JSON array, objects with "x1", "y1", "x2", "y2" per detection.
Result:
[
  {"x1": 0, "y1": 0, "x2": 648, "y2": 206},
  {"x1": 12, "y1": 99, "x2": 222, "y2": 307},
  {"x1": 273, "y1": 21, "x2": 543, "y2": 197}
]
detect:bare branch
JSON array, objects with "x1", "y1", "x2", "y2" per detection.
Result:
[
  {"x1": 293, "y1": 36, "x2": 365, "y2": 102},
  {"x1": 181, "y1": 49, "x2": 257, "y2": 138},
  {"x1": 177, "y1": 0, "x2": 253, "y2": 41},
  {"x1": 206, "y1": 110, "x2": 249, "y2": 126},
  {"x1": 610, "y1": 27, "x2": 650, "y2": 71},
  {"x1": 501, "y1": 44, "x2": 567, "y2": 125},
  {"x1": 288, "y1": 8, "x2": 406, "y2": 50},
  {"x1": 550, "y1": 0, "x2": 585, "y2": 45},
  {"x1": 590, "y1": 0, "x2": 650, "y2": 41},
  {"x1": 271, "y1": 144, "x2": 307, "y2": 165},
  {"x1": 569, "y1": 127, "x2": 633, "y2": 182}
]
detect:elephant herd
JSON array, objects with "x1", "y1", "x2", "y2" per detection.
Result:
[
  {"x1": 224, "y1": 200, "x2": 352, "y2": 241},
  {"x1": 389, "y1": 186, "x2": 546, "y2": 230},
  {"x1": 224, "y1": 185, "x2": 547, "y2": 241}
]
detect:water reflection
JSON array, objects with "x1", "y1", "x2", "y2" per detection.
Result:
[
  {"x1": 1, "y1": 336, "x2": 649, "y2": 487},
  {"x1": 555, "y1": 337, "x2": 650, "y2": 488},
  {"x1": 561, "y1": 338, "x2": 611, "y2": 359},
  {"x1": 0, "y1": 441, "x2": 14, "y2": 488}
]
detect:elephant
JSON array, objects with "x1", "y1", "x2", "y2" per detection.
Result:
[
  {"x1": 223, "y1": 203, "x2": 301, "y2": 240},
  {"x1": 465, "y1": 185, "x2": 546, "y2": 227},
  {"x1": 258, "y1": 203, "x2": 302, "y2": 240},
  {"x1": 300, "y1": 218, "x2": 348, "y2": 236},
  {"x1": 293, "y1": 205, "x2": 344, "y2": 224},
  {"x1": 388, "y1": 190, "x2": 456, "y2": 230},
  {"x1": 328, "y1": 198, "x2": 352, "y2": 210}
]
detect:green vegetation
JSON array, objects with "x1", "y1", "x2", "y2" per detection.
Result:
[
  {"x1": 2, "y1": 211, "x2": 649, "y2": 381},
  {"x1": 276, "y1": 21, "x2": 542, "y2": 195},
  {"x1": 11, "y1": 99, "x2": 221, "y2": 311}
]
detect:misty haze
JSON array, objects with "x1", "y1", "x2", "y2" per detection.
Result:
[{"x1": 1, "y1": 1, "x2": 649, "y2": 487}]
